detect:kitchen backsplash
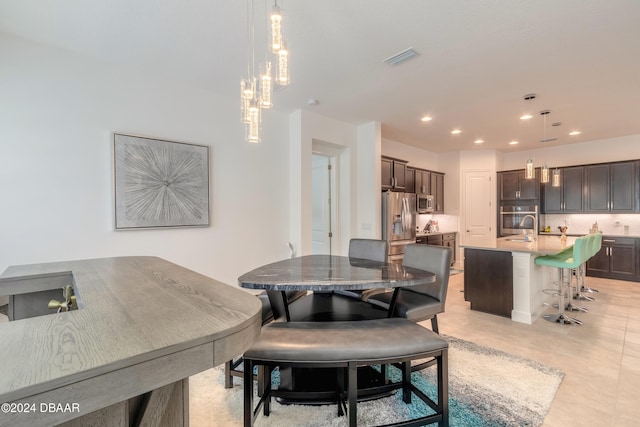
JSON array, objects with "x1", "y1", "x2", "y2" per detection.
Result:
[
  {"x1": 541, "y1": 213, "x2": 639, "y2": 236},
  {"x1": 417, "y1": 214, "x2": 458, "y2": 233}
]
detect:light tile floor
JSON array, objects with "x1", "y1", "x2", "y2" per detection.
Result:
[{"x1": 438, "y1": 272, "x2": 640, "y2": 427}]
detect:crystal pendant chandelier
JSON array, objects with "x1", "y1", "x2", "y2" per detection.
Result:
[{"x1": 240, "y1": 0, "x2": 291, "y2": 143}]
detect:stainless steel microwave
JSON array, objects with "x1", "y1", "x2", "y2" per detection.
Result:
[{"x1": 416, "y1": 193, "x2": 434, "y2": 213}]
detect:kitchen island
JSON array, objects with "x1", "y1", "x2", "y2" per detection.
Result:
[
  {"x1": 462, "y1": 235, "x2": 576, "y2": 324},
  {"x1": 0, "y1": 257, "x2": 261, "y2": 427}
]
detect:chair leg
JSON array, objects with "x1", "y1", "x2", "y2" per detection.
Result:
[
  {"x1": 225, "y1": 360, "x2": 234, "y2": 389},
  {"x1": 431, "y1": 315, "x2": 440, "y2": 334},
  {"x1": 348, "y1": 361, "x2": 357, "y2": 427},
  {"x1": 439, "y1": 349, "x2": 449, "y2": 427},
  {"x1": 243, "y1": 359, "x2": 253, "y2": 427},
  {"x1": 402, "y1": 361, "x2": 411, "y2": 404}
]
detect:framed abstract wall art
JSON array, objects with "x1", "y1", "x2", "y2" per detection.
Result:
[{"x1": 113, "y1": 133, "x2": 210, "y2": 229}]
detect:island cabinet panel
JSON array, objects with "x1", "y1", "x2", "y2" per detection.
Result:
[{"x1": 463, "y1": 248, "x2": 513, "y2": 317}]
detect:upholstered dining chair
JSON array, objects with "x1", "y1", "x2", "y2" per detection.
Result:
[
  {"x1": 367, "y1": 243, "x2": 452, "y2": 334},
  {"x1": 334, "y1": 238, "x2": 388, "y2": 300},
  {"x1": 224, "y1": 290, "x2": 307, "y2": 389}
]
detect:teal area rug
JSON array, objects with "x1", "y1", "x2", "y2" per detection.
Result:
[{"x1": 191, "y1": 336, "x2": 563, "y2": 426}]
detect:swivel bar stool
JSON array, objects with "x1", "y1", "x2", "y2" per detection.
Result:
[
  {"x1": 535, "y1": 236, "x2": 588, "y2": 325},
  {"x1": 573, "y1": 233, "x2": 596, "y2": 303},
  {"x1": 580, "y1": 232, "x2": 601, "y2": 294}
]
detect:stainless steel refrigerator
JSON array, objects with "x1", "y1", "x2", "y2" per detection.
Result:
[{"x1": 382, "y1": 191, "x2": 416, "y2": 264}]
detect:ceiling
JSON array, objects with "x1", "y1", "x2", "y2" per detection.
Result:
[{"x1": 1, "y1": 0, "x2": 639, "y2": 153}]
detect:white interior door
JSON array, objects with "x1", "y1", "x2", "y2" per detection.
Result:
[
  {"x1": 462, "y1": 170, "x2": 494, "y2": 247},
  {"x1": 311, "y1": 155, "x2": 333, "y2": 254}
]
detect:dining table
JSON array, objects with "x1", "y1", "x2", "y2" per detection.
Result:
[
  {"x1": 238, "y1": 254, "x2": 437, "y2": 404},
  {"x1": 238, "y1": 254, "x2": 437, "y2": 321}
]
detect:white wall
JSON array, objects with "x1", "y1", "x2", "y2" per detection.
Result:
[
  {"x1": 0, "y1": 33, "x2": 291, "y2": 287},
  {"x1": 381, "y1": 138, "x2": 439, "y2": 171},
  {"x1": 499, "y1": 134, "x2": 640, "y2": 171},
  {"x1": 289, "y1": 110, "x2": 380, "y2": 256}
]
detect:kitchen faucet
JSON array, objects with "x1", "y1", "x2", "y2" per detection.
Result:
[{"x1": 519, "y1": 214, "x2": 538, "y2": 241}]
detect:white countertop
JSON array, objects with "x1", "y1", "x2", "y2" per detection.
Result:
[{"x1": 462, "y1": 235, "x2": 578, "y2": 255}]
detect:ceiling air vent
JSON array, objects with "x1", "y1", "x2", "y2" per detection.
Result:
[{"x1": 384, "y1": 48, "x2": 419, "y2": 66}]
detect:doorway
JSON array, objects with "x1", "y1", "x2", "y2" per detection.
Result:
[
  {"x1": 311, "y1": 154, "x2": 335, "y2": 255},
  {"x1": 462, "y1": 170, "x2": 494, "y2": 248}
]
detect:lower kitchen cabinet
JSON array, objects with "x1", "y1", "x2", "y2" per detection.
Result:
[
  {"x1": 415, "y1": 232, "x2": 456, "y2": 266},
  {"x1": 586, "y1": 236, "x2": 639, "y2": 282}
]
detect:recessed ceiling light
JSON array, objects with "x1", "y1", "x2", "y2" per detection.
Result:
[
  {"x1": 451, "y1": 129, "x2": 462, "y2": 135},
  {"x1": 421, "y1": 115, "x2": 432, "y2": 122},
  {"x1": 520, "y1": 114, "x2": 533, "y2": 120},
  {"x1": 569, "y1": 131, "x2": 581, "y2": 136},
  {"x1": 509, "y1": 140, "x2": 519, "y2": 145},
  {"x1": 474, "y1": 139, "x2": 484, "y2": 144}
]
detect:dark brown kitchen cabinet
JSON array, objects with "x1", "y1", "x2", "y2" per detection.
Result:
[
  {"x1": 586, "y1": 161, "x2": 637, "y2": 212},
  {"x1": 431, "y1": 172, "x2": 444, "y2": 213},
  {"x1": 416, "y1": 233, "x2": 456, "y2": 266},
  {"x1": 405, "y1": 166, "x2": 415, "y2": 193},
  {"x1": 381, "y1": 156, "x2": 407, "y2": 191},
  {"x1": 587, "y1": 236, "x2": 639, "y2": 282},
  {"x1": 542, "y1": 166, "x2": 585, "y2": 213},
  {"x1": 464, "y1": 248, "x2": 513, "y2": 318},
  {"x1": 414, "y1": 169, "x2": 431, "y2": 194},
  {"x1": 498, "y1": 170, "x2": 539, "y2": 201}
]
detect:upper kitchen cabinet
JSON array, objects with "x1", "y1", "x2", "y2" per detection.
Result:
[
  {"x1": 414, "y1": 169, "x2": 432, "y2": 194},
  {"x1": 405, "y1": 166, "x2": 415, "y2": 193},
  {"x1": 498, "y1": 170, "x2": 539, "y2": 201},
  {"x1": 381, "y1": 156, "x2": 408, "y2": 191},
  {"x1": 586, "y1": 161, "x2": 638, "y2": 212},
  {"x1": 431, "y1": 172, "x2": 444, "y2": 213},
  {"x1": 542, "y1": 166, "x2": 585, "y2": 213}
]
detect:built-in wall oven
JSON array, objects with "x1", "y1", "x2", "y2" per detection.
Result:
[{"x1": 499, "y1": 205, "x2": 538, "y2": 236}]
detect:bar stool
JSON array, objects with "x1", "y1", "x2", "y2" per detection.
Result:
[
  {"x1": 573, "y1": 233, "x2": 596, "y2": 302},
  {"x1": 535, "y1": 236, "x2": 588, "y2": 325},
  {"x1": 580, "y1": 232, "x2": 601, "y2": 294}
]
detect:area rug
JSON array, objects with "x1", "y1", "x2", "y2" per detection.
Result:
[{"x1": 190, "y1": 336, "x2": 563, "y2": 427}]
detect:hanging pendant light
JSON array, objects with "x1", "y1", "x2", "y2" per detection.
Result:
[
  {"x1": 277, "y1": 40, "x2": 290, "y2": 85},
  {"x1": 246, "y1": 100, "x2": 261, "y2": 143},
  {"x1": 539, "y1": 111, "x2": 550, "y2": 183},
  {"x1": 552, "y1": 169, "x2": 561, "y2": 187},
  {"x1": 270, "y1": 1, "x2": 283, "y2": 53},
  {"x1": 525, "y1": 158, "x2": 535, "y2": 180},
  {"x1": 239, "y1": 0, "x2": 291, "y2": 142},
  {"x1": 260, "y1": 61, "x2": 273, "y2": 108},
  {"x1": 541, "y1": 164, "x2": 550, "y2": 183}
]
